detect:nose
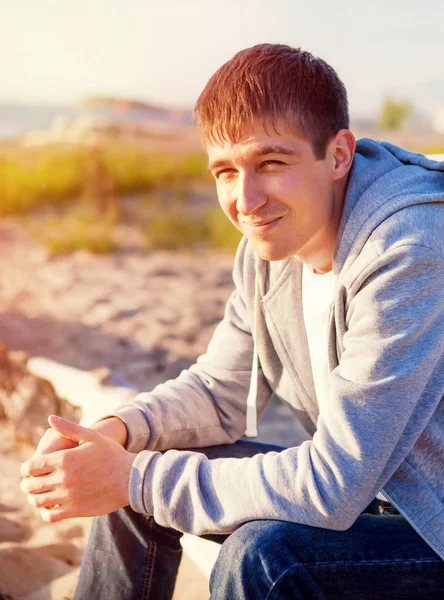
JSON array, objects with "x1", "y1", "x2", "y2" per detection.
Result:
[{"x1": 235, "y1": 172, "x2": 266, "y2": 217}]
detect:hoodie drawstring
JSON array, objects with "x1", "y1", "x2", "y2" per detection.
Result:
[{"x1": 244, "y1": 277, "x2": 260, "y2": 438}]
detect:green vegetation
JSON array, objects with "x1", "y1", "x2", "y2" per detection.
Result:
[
  {"x1": 144, "y1": 203, "x2": 242, "y2": 253},
  {"x1": 204, "y1": 208, "x2": 244, "y2": 252},
  {"x1": 379, "y1": 97, "x2": 412, "y2": 131},
  {"x1": 0, "y1": 143, "x2": 210, "y2": 217},
  {"x1": 0, "y1": 140, "x2": 243, "y2": 255},
  {"x1": 31, "y1": 199, "x2": 241, "y2": 256},
  {"x1": 0, "y1": 147, "x2": 83, "y2": 216},
  {"x1": 35, "y1": 204, "x2": 117, "y2": 255}
]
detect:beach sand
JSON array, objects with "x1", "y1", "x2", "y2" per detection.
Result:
[{"x1": 0, "y1": 216, "x2": 302, "y2": 599}]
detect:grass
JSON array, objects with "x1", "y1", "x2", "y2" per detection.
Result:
[
  {"x1": 144, "y1": 203, "x2": 242, "y2": 253},
  {"x1": 0, "y1": 147, "x2": 83, "y2": 215},
  {"x1": 33, "y1": 201, "x2": 242, "y2": 256},
  {"x1": 22, "y1": 189, "x2": 242, "y2": 256},
  {"x1": 204, "y1": 208, "x2": 244, "y2": 252},
  {"x1": 2, "y1": 138, "x2": 239, "y2": 256},
  {"x1": 34, "y1": 204, "x2": 117, "y2": 255},
  {"x1": 0, "y1": 142, "x2": 210, "y2": 217}
]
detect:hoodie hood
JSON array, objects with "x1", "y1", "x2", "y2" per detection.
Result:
[
  {"x1": 333, "y1": 139, "x2": 444, "y2": 276},
  {"x1": 246, "y1": 139, "x2": 444, "y2": 439}
]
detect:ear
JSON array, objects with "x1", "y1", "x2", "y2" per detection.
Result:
[{"x1": 330, "y1": 130, "x2": 356, "y2": 181}]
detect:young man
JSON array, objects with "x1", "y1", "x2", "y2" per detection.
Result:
[{"x1": 21, "y1": 44, "x2": 444, "y2": 598}]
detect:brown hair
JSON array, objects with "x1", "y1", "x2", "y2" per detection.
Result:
[{"x1": 194, "y1": 43, "x2": 349, "y2": 159}]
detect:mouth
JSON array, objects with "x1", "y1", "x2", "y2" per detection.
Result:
[{"x1": 241, "y1": 216, "x2": 283, "y2": 233}]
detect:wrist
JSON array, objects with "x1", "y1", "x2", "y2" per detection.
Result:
[{"x1": 91, "y1": 416, "x2": 128, "y2": 447}]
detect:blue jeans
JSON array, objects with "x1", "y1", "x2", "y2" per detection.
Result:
[{"x1": 75, "y1": 441, "x2": 443, "y2": 599}]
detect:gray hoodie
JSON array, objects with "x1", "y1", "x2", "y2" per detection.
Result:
[{"x1": 111, "y1": 139, "x2": 444, "y2": 559}]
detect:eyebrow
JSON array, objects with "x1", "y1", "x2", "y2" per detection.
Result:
[{"x1": 208, "y1": 145, "x2": 300, "y2": 172}]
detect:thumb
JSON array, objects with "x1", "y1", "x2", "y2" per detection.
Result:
[{"x1": 48, "y1": 415, "x2": 97, "y2": 444}]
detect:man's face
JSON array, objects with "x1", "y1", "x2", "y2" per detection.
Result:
[{"x1": 207, "y1": 121, "x2": 344, "y2": 266}]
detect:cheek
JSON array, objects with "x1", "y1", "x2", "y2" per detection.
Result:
[{"x1": 217, "y1": 187, "x2": 237, "y2": 223}]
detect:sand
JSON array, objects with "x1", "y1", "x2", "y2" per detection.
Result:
[{"x1": 0, "y1": 216, "x2": 301, "y2": 599}]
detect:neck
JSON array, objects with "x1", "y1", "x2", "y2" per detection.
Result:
[{"x1": 299, "y1": 175, "x2": 349, "y2": 274}]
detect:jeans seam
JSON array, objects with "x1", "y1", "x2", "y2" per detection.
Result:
[
  {"x1": 265, "y1": 562, "x2": 327, "y2": 600},
  {"x1": 307, "y1": 558, "x2": 442, "y2": 567},
  {"x1": 141, "y1": 518, "x2": 158, "y2": 600},
  {"x1": 265, "y1": 557, "x2": 442, "y2": 600}
]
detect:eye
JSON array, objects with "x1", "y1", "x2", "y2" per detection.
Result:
[
  {"x1": 215, "y1": 168, "x2": 236, "y2": 179},
  {"x1": 261, "y1": 159, "x2": 285, "y2": 168}
]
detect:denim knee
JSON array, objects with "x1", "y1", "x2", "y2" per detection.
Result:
[{"x1": 210, "y1": 520, "x2": 296, "y2": 599}]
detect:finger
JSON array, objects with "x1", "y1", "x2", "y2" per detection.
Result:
[
  {"x1": 34, "y1": 428, "x2": 76, "y2": 457},
  {"x1": 20, "y1": 456, "x2": 56, "y2": 478},
  {"x1": 35, "y1": 437, "x2": 78, "y2": 457},
  {"x1": 27, "y1": 492, "x2": 61, "y2": 509},
  {"x1": 40, "y1": 506, "x2": 72, "y2": 523},
  {"x1": 48, "y1": 415, "x2": 97, "y2": 445},
  {"x1": 34, "y1": 428, "x2": 56, "y2": 455},
  {"x1": 20, "y1": 475, "x2": 54, "y2": 495}
]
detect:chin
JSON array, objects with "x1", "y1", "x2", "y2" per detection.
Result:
[{"x1": 252, "y1": 242, "x2": 294, "y2": 262}]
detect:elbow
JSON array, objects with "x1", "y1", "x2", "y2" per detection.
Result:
[
  {"x1": 213, "y1": 407, "x2": 248, "y2": 444},
  {"x1": 319, "y1": 501, "x2": 361, "y2": 532},
  {"x1": 326, "y1": 515, "x2": 355, "y2": 531}
]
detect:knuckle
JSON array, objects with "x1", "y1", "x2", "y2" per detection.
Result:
[
  {"x1": 32, "y1": 478, "x2": 46, "y2": 494},
  {"x1": 28, "y1": 463, "x2": 42, "y2": 476},
  {"x1": 27, "y1": 493, "x2": 38, "y2": 507},
  {"x1": 34, "y1": 495, "x2": 45, "y2": 508},
  {"x1": 20, "y1": 462, "x2": 30, "y2": 477}
]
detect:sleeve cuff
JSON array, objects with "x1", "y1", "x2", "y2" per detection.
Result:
[{"x1": 128, "y1": 450, "x2": 160, "y2": 515}]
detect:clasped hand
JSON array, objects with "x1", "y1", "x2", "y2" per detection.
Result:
[{"x1": 20, "y1": 415, "x2": 136, "y2": 522}]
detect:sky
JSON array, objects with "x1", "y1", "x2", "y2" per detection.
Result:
[{"x1": 1, "y1": 0, "x2": 443, "y2": 118}]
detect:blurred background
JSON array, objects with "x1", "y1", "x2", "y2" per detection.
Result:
[
  {"x1": 0, "y1": 2, "x2": 443, "y2": 599},
  {"x1": 1, "y1": 0, "x2": 443, "y2": 254}
]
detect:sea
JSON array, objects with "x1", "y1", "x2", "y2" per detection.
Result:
[
  {"x1": 0, "y1": 104, "x2": 80, "y2": 140},
  {"x1": 0, "y1": 103, "x2": 194, "y2": 140}
]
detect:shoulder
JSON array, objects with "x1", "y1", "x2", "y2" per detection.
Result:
[
  {"x1": 369, "y1": 203, "x2": 444, "y2": 261},
  {"x1": 340, "y1": 203, "x2": 444, "y2": 290}
]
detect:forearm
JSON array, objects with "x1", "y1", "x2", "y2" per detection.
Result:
[
  {"x1": 110, "y1": 363, "x2": 272, "y2": 453},
  {"x1": 129, "y1": 442, "x2": 357, "y2": 535}
]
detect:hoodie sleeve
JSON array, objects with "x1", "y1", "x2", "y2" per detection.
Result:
[
  {"x1": 109, "y1": 237, "x2": 273, "y2": 453},
  {"x1": 128, "y1": 244, "x2": 444, "y2": 534}
]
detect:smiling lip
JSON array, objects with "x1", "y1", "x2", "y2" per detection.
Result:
[{"x1": 242, "y1": 216, "x2": 282, "y2": 233}]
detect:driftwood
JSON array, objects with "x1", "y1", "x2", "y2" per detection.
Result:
[
  {"x1": 0, "y1": 343, "x2": 136, "y2": 445},
  {"x1": 0, "y1": 344, "x2": 80, "y2": 445}
]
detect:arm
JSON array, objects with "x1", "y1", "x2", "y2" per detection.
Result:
[
  {"x1": 128, "y1": 245, "x2": 444, "y2": 534},
  {"x1": 106, "y1": 238, "x2": 273, "y2": 453},
  {"x1": 20, "y1": 239, "x2": 272, "y2": 522}
]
